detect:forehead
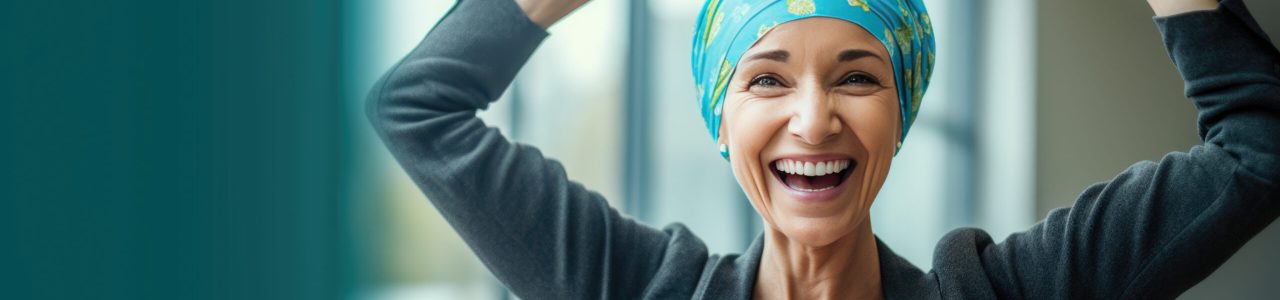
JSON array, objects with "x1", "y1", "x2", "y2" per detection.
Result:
[{"x1": 746, "y1": 17, "x2": 888, "y2": 59}]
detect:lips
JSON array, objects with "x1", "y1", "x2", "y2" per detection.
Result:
[{"x1": 770, "y1": 158, "x2": 856, "y2": 193}]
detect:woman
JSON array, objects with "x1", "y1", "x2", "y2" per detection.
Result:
[{"x1": 367, "y1": 0, "x2": 1280, "y2": 298}]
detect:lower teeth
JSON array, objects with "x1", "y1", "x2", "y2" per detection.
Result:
[
  {"x1": 795, "y1": 186, "x2": 835, "y2": 192},
  {"x1": 780, "y1": 172, "x2": 842, "y2": 192}
]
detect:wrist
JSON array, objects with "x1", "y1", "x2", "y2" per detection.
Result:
[
  {"x1": 1148, "y1": 0, "x2": 1218, "y2": 17},
  {"x1": 515, "y1": 0, "x2": 586, "y2": 29}
]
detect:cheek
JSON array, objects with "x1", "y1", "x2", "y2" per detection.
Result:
[
  {"x1": 838, "y1": 99, "x2": 899, "y2": 149},
  {"x1": 725, "y1": 99, "x2": 789, "y2": 157},
  {"x1": 722, "y1": 97, "x2": 791, "y2": 214}
]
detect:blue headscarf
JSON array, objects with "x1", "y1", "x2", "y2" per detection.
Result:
[{"x1": 691, "y1": 0, "x2": 935, "y2": 153}]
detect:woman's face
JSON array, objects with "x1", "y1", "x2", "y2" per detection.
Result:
[{"x1": 719, "y1": 17, "x2": 900, "y2": 247}]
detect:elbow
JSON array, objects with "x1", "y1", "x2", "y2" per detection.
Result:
[
  {"x1": 364, "y1": 59, "x2": 474, "y2": 134},
  {"x1": 364, "y1": 75, "x2": 392, "y2": 134},
  {"x1": 364, "y1": 56, "x2": 490, "y2": 142},
  {"x1": 1230, "y1": 114, "x2": 1280, "y2": 187},
  {"x1": 1195, "y1": 83, "x2": 1280, "y2": 186},
  {"x1": 363, "y1": 64, "x2": 419, "y2": 135},
  {"x1": 1248, "y1": 150, "x2": 1280, "y2": 188},
  {"x1": 1216, "y1": 129, "x2": 1280, "y2": 188}
]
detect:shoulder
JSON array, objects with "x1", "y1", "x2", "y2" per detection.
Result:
[
  {"x1": 631, "y1": 223, "x2": 717, "y2": 298},
  {"x1": 875, "y1": 229, "x2": 1004, "y2": 299},
  {"x1": 691, "y1": 252, "x2": 754, "y2": 299},
  {"x1": 930, "y1": 228, "x2": 1002, "y2": 298}
]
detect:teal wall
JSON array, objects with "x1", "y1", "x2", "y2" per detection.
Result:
[{"x1": 2, "y1": 1, "x2": 354, "y2": 299}]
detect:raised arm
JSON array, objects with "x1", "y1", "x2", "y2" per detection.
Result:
[
  {"x1": 980, "y1": 0, "x2": 1280, "y2": 298},
  {"x1": 365, "y1": 0, "x2": 698, "y2": 298}
]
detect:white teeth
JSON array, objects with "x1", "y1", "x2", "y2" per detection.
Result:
[{"x1": 773, "y1": 159, "x2": 852, "y2": 176}]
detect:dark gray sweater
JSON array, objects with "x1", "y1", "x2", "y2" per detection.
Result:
[{"x1": 367, "y1": 0, "x2": 1280, "y2": 298}]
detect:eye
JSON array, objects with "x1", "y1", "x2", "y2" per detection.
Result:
[
  {"x1": 749, "y1": 74, "x2": 785, "y2": 88},
  {"x1": 839, "y1": 72, "x2": 880, "y2": 86}
]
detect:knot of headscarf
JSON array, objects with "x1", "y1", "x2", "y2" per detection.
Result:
[{"x1": 691, "y1": 0, "x2": 935, "y2": 153}]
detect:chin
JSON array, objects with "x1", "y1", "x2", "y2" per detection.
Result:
[{"x1": 772, "y1": 215, "x2": 863, "y2": 247}]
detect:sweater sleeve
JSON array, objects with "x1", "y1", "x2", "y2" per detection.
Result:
[
  {"x1": 365, "y1": 1, "x2": 690, "y2": 298},
  {"x1": 981, "y1": 0, "x2": 1280, "y2": 299}
]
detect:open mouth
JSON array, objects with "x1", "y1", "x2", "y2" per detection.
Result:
[{"x1": 770, "y1": 158, "x2": 856, "y2": 192}]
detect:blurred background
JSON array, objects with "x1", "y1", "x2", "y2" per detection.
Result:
[{"x1": 3, "y1": 0, "x2": 1277, "y2": 299}]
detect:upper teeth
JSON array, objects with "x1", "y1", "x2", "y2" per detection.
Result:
[{"x1": 774, "y1": 159, "x2": 851, "y2": 176}]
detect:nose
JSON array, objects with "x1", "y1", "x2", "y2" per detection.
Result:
[{"x1": 787, "y1": 88, "x2": 842, "y2": 145}]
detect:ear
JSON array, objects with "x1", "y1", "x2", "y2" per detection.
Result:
[
  {"x1": 893, "y1": 114, "x2": 906, "y2": 154},
  {"x1": 896, "y1": 118, "x2": 903, "y2": 143},
  {"x1": 716, "y1": 119, "x2": 731, "y2": 160},
  {"x1": 716, "y1": 122, "x2": 728, "y2": 146}
]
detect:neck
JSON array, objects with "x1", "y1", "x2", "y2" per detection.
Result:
[{"x1": 754, "y1": 219, "x2": 882, "y2": 300}]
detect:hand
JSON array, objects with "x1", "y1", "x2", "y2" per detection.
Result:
[
  {"x1": 1147, "y1": 0, "x2": 1218, "y2": 16},
  {"x1": 515, "y1": 0, "x2": 589, "y2": 29}
]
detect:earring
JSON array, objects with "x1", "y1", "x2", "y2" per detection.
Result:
[{"x1": 719, "y1": 144, "x2": 730, "y2": 161}]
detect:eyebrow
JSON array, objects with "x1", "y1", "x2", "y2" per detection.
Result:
[
  {"x1": 745, "y1": 49, "x2": 883, "y2": 63},
  {"x1": 746, "y1": 50, "x2": 790, "y2": 62},
  {"x1": 838, "y1": 49, "x2": 883, "y2": 62}
]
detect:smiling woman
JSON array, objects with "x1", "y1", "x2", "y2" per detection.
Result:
[
  {"x1": 716, "y1": 18, "x2": 903, "y2": 298},
  {"x1": 367, "y1": 0, "x2": 1280, "y2": 299},
  {"x1": 722, "y1": 17, "x2": 900, "y2": 243}
]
